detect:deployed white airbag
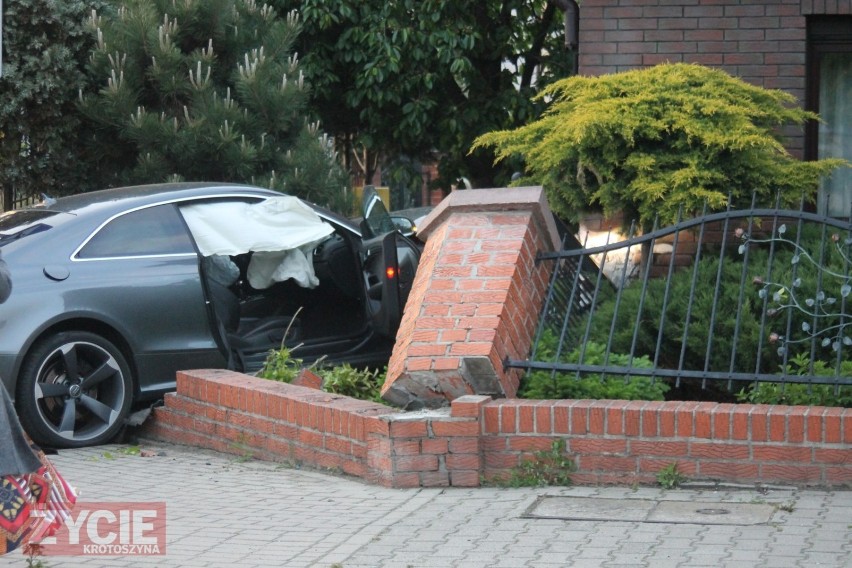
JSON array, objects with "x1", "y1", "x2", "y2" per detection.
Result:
[{"x1": 181, "y1": 196, "x2": 335, "y2": 289}]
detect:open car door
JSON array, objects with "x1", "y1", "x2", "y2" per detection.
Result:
[{"x1": 359, "y1": 187, "x2": 421, "y2": 338}]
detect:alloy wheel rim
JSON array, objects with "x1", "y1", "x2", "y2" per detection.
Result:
[{"x1": 34, "y1": 341, "x2": 125, "y2": 442}]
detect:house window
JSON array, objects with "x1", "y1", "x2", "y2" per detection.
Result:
[{"x1": 807, "y1": 17, "x2": 852, "y2": 217}]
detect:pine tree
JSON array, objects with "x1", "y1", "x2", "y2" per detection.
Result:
[{"x1": 78, "y1": 0, "x2": 351, "y2": 212}]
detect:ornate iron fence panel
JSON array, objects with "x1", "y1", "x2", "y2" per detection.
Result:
[{"x1": 508, "y1": 199, "x2": 852, "y2": 395}]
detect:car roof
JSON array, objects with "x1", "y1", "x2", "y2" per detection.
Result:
[
  {"x1": 38, "y1": 182, "x2": 275, "y2": 214},
  {"x1": 28, "y1": 182, "x2": 360, "y2": 233}
]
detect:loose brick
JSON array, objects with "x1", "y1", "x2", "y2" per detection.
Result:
[{"x1": 451, "y1": 394, "x2": 491, "y2": 418}]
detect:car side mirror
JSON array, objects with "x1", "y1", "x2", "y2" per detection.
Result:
[{"x1": 390, "y1": 216, "x2": 416, "y2": 237}]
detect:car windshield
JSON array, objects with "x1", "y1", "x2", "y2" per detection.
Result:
[{"x1": 0, "y1": 210, "x2": 59, "y2": 247}]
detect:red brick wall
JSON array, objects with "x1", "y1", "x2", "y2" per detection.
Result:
[
  {"x1": 483, "y1": 398, "x2": 851, "y2": 486},
  {"x1": 142, "y1": 184, "x2": 851, "y2": 489},
  {"x1": 578, "y1": 0, "x2": 852, "y2": 157},
  {"x1": 145, "y1": 371, "x2": 852, "y2": 487},
  {"x1": 382, "y1": 187, "x2": 561, "y2": 408}
]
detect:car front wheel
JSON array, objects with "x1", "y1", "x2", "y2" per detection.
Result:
[{"x1": 17, "y1": 331, "x2": 133, "y2": 448}]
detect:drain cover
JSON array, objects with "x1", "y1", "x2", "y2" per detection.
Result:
[{"x1": 525, "y1": 497, "x2": 776, "y2": 525}]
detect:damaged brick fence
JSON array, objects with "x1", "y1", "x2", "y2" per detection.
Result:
[
  {"x1": 144, "y1": 369, "x2": 851, "y2": 487},
  {"x1": 143, "y1": 187, "x2": 851, "y2": 488}
]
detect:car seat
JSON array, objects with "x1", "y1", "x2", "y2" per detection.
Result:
[{"x1": 203, "y1": 256, "x2": 301, "y2": 372}]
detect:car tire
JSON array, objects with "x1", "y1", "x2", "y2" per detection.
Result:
[{"x1": 17, "y1": 331, "x2": 133, "y2": 448}]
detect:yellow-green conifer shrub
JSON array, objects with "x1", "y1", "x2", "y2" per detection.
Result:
[{"x1": 473, "y1": 63, "x2": 847, "y2": 229}]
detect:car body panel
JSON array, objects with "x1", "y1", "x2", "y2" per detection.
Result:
[{"x1": 0, "y1": 183, "x2": 414, "y2": 413}]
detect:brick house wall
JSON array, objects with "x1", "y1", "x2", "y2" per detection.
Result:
[{"x1": 578, "y1": 0, "x2": 852, "y2": 158}]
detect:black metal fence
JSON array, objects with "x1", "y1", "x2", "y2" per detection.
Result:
[
  {"x1": 507, "y1": 198, "x2": 852, "y2": 395},
  {"x1": 1, "y1": 186, "x2": 39, "y2": 212}
]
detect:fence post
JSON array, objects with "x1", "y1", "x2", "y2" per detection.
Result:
[{"x1": 382, "y1": 186, "x2": 561, "y2": 409}]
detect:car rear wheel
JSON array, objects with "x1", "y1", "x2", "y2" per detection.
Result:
[{"x1": 17, "y1": 331, "x2": 133, "y2": 448}]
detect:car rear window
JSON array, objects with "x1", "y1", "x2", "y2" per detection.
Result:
[{"x1": 77, "y1": 204, "x2": 195, "y2": 258}]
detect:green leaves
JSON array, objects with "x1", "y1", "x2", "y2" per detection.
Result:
[
  {"x1": 0, "y1": 0, "x2": 93, "y2": 199},
  {"x1": 474, "y1": 63, "x2": 848, "y2": 229},
  {"x1": 282, "y1": 0, "x2": 573, "y2": 187},
  {"x1": 520, "y1": 336, "x2": 668, "y2": 401},
  {"x1": 75, "y1": 0, "x2": 349, "y2": 209}
]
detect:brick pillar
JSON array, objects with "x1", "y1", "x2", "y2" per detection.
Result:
[{"x1": 382, "y1": 187, "x2": 561, "y2": 409}]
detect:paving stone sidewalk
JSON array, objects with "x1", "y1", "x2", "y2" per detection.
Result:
[{"x1": 1, "y1": 441, "x2": 850, "y2": 567}]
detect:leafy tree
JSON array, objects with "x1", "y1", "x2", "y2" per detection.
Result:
[
  {"x1": 473, "y1": 63, "x2": 848, "y2": 229},
  {"x1": 272, "y1": 0, "x2": 576, "y2": 190},
  {"x1": 77, "y1": 0, "x2": 351, "y2": 211},
  {"x1": 0, "y1": 0, "x2": 101, "y2": 207}
]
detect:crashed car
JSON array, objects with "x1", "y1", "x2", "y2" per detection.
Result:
[{"x1": 0, "y1": 183, "x2": 419, "y2": 448}]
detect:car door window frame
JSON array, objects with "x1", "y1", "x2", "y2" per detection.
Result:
[{"x1": 74, "y1": 203, "x2": 196, "y2": 261}]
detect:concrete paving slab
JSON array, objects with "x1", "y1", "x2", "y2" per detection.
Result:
[
  {"x1": 649, "y1": 500, "x2": 776, "y2": 525},
  {"x1": 524, "y1": 496, "x2": 657, "y2": 521},
  {"x1": 525, "y1": 495, "x2": 777, "y2": 525},
  {"x1": 0, "y1": 441, "x2": 850, "y2": 567}
]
